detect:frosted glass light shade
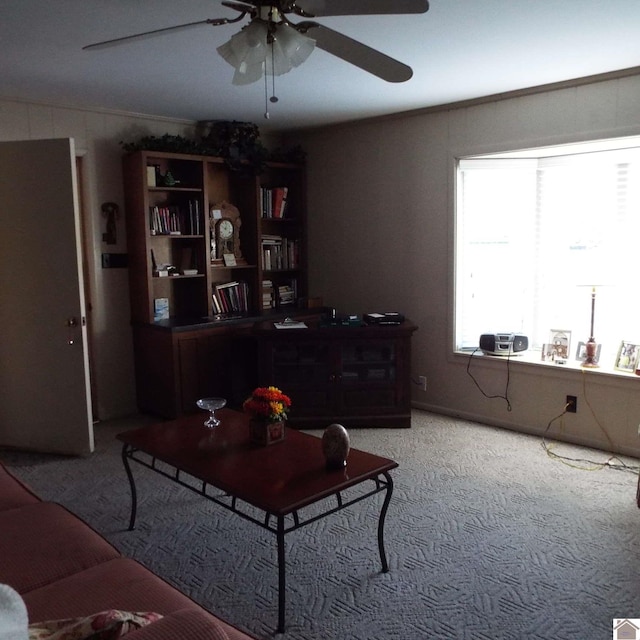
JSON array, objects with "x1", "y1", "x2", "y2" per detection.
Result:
[
  {"x1": 217, "y1": 21, "x2": 269, "y2": 85},
  {"x1": 217, "y1": 20, "x2": 315, "y2": 85},
  {"x1": 268, "y1": 23, "x2": 315, "y2": 75}
]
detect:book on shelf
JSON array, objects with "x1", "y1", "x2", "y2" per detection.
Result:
[
  {"x1": 211, "y1": 291, "x2": 223, "y2": 314},
  {"x1": 153, "y1": 298, "x2": 169, "y2": 322},
  {"x1": 277, "y1": 283, "x2": 295, "y2": 307},
  {"x1": 261, "y1": 235, "x2": 299, "y2": 270},
  {"x1": 188, "y1": 199, "x2": 201, "y2": 235},
  {"x1": 149, "y1": 199, "x2": 200, "y2": 235},
  {"x1": 212, "y1": 280, "x2": 250, "y2": 314},
  {"x1": 260, "y1": 186, "x2": 289, "y2": 218},
  {"x1": 272, "y1": 186, "x2": 289, "y2": 219},
  {"x1": 262, "y1": 279, "x2": 275, "y2": 310}
]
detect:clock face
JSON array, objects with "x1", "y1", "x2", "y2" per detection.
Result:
[{"x1": 218, "y1": 219, "x2": 234, "y2": 240}]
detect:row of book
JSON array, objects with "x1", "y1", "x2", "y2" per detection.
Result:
[
  {"x1": 260, "y1": 186, "x2": 289, "y2": 219},
  {"x1": 262, "y1": 279, "x2": 297, "y2": 310},
  {"x1": 261, "y1": 235, "x2": 300, "y2": 270},
  {"x1": 149, "y1": 200, "x2": 201, "y2": 235},
  {"x1": 212, "y1": 280, "x2": 250, "y2": 314},
  {"x1": 278, "y1": 283, "x2": 296, "y2": 307},
  {"x1": 262, "y1": 280, "x2": 275, "y2": 310}
]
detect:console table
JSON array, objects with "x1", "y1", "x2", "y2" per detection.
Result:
[{"x1": 255, "y1": 319, "x2": 418, "y2": 428}]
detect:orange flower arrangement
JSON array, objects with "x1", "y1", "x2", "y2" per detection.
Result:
[{"x1": 243, "y1": 386, "x2": 291, "y2": 422}]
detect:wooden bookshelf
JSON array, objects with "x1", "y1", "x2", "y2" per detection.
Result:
[
  {"x1": 124, "y1": 151, "x2": 308, "y2": 322},
  {"x1": 122, "y1": 150, "x2": 310, "y2": 417}
]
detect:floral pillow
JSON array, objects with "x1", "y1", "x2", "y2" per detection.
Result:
[{"x1": 28, "y1": 610, "x2": 163, "y2": 640}]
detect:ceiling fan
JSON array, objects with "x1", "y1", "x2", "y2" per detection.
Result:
[{"x1": 84, "y1": 0, "x2": 430, "y2": 85}]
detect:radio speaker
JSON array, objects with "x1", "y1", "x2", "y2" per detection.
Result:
[{"x1": 480, "y1": 333, "x2": 528, "y2": 356}]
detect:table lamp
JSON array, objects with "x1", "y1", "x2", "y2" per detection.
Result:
[{"x1": 582, "y1": 285, "x2": 599, "y2": 368}]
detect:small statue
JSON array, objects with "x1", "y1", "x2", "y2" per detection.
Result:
[{"x1": 162, "y1": 170, "x2": 176, "y2": 187}]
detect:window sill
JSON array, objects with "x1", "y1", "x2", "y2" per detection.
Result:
[{"x1": 454, "y1": 348, "x2": 640, "y2": 385}]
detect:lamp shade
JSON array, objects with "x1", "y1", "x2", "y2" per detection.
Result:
[
  {"x1": 217, "y1": 20, "x2": 315, "y2": 85},
  {"x1": 217, "y1": 21, "x2": 269, "y2": 85},
  {"x1": 268, "y1": 22, "x2": 315, "y2": 74}
]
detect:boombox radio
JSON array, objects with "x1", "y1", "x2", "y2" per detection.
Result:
[{"x1": 480, "y1": 333, "x2": 529, "y2": 356}]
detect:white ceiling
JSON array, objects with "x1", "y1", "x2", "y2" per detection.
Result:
[{"x1": 1, "y1": 0, "x2": 639, "y2": 133}]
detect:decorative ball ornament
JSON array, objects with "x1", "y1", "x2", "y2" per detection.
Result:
[{"x1": 322, "y1": 423, "x2": 350, "y2": 469}]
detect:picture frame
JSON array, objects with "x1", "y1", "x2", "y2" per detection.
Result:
[
  {"x1": 575, "y1": 341, "x2": 601, "y2": 365},
  {"x1": 548, "y1": 329, "x2": 571, "y2": 360},
  {"x1": 615, "y1": 341, "x2": 640, "y2": 372}
]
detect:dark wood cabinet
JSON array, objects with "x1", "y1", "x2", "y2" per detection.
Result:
[
  {"x1": 132, "y1": 321, "x2": 259, "y2": 419},
  {"x1": 255, "y1": 320, "x2": 418, "y2": 428}
]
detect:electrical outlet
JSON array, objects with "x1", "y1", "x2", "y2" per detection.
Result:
[
  {"x1": 418, "y1": 375, "x2": 427, "y2": 391},
  {"x1": 566, "y1": 395, "x2": 577, "y2": 413}
]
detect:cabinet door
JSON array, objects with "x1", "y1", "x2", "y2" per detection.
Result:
[
  {"x1": 260, "y1": 339, "x2": 335, "y2": 418},
  {"x1": 177, "y1": 327, "x2": 258, "y2": 414},
  {"x1": 338, "y1": 339, "x2": 401, "y2": 414}
]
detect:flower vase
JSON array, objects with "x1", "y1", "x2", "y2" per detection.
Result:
[{"x1": 249, "y1": 419, "x2": 285, "y2": 446}]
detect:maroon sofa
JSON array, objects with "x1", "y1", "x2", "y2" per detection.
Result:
[{"x1": 0, "y1": 462, "x2": 256, "y2": 640}]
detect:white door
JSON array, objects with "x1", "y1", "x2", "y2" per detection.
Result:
[{"x1": 0, "y1": 139, "x2": 94, "y2": 455}]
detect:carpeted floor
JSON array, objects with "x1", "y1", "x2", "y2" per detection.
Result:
[{"x1": 3, "y1": 409, "x2": 640, "y2": 640}]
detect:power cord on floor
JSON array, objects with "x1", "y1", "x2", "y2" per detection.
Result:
[
  {"x1": 541, "y1": 373, "x2": 640, "y2": 475},
  {"x1": 466, "y1": 348, "x2": 512, "y2": 411}
]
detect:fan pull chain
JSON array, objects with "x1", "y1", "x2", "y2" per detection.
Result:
[
  {"x1": 270, "y1": 42, "x2": 278, "y2": 104},
  {"x1": 264, "y1": 64, "x2": 269, "y2": 119},
  {"x1": 264, "y1": 42, "x2": 279, "y2": 120}
]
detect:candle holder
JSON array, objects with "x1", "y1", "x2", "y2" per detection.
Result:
[{"x1": 196, "y1": 397, "x2": 226, "y2": 428}]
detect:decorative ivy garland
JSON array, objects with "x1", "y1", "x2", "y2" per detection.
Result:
[{"x1": 120, "y1": 120, "x2": 305, "y2": 174}]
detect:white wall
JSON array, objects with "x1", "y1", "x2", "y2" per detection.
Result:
[
  {"x1": 289, "y1": 73, "x2": 640, "y2": 457},
  {"x1": 0, "y1": 98, "x2": 195, "y2": 420}
]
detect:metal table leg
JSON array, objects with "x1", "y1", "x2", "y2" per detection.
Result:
[
  {"x1": 121, "y1": 443, "x2": 138, "y2": 531},
  {"x1": 276, "y1": 515, "x2": 286, "y2": 633},
  {"x1": 377, "y1": 471, "x2": 394, "y2": 572}
]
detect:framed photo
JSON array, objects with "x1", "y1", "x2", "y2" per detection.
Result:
[
  {"x1": 548, "y1": 329, "x2": 571, "y2": 360},
  {"x1": 541, "y1": 344, "x2": 555, "y2": 361},
  {"x1": 575, "y1": 341, "x2": 601, "y2": 365},
  {"x1": 615, "y1": 341, "x2": 640, "y2": 372}
]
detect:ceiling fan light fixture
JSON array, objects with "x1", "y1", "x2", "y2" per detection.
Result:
[{"x1": 217, "y1": 17, "x2": 315, "y2": 84}]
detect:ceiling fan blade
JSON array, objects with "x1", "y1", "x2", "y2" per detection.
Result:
[
  {"x1": 296, "y1": 21, "x2": 413, "y2": 82},
  {"x1": 83, "y1": 17, "x2": 235, "y2": 51},
  {"x1": 221, "y1": 1, "x2": 255, "y2": 12},
  {"x1": 293, "y1": 0, "x2": 428, "y2": 17}
]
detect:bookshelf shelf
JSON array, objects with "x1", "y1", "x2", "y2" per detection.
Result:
[
  {"x1": 148, "y1": 187, "x2": 202, "y2": 193},
  {"x1": 210, "y1": 264, "x2": 256, "y2": 271}
]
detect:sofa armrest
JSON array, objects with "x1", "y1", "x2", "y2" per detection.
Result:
[{"x1": 124, "y1": 609, "x2": 242, "y2": 640}]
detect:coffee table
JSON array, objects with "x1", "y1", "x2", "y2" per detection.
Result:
[{"x1": 116, "y1": 408, "x2": 398, "y2": 633}]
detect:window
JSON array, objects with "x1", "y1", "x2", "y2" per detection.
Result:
[{"x1": 455, "y1": 137, "x2": 640, "y2": 366}]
